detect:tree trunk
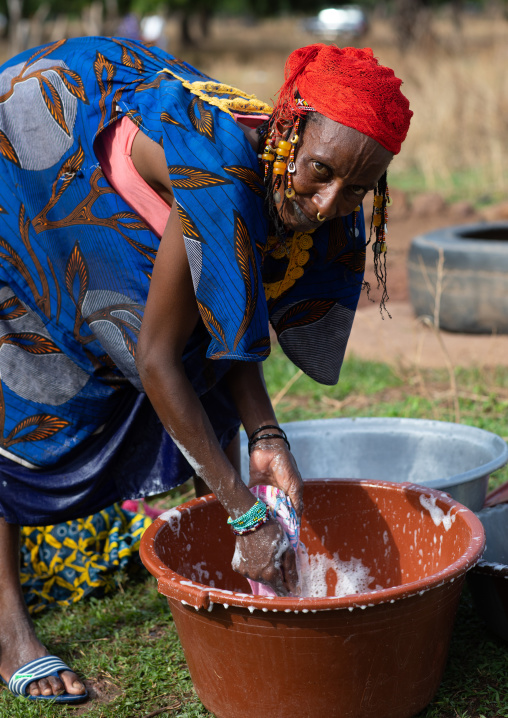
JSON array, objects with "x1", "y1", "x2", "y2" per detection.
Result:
[
  {"x1": 180, "y1": 11, "x2": 193, "y2": 47},
  {"x1": 394, "y1": 0, "x2": 432, "y2": 50},
  {"x1": 198, "y1": 8, "x2": 212, "y2": 39},
  {"x1": 81, "y1": 0, "x2": 104, "y2": 37},
  {"x1": 6, "y1": 0, "x2": 23, "y2": 56}
]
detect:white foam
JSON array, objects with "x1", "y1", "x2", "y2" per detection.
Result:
[
  {"x1": 160, "y1": 508, "x2": 182, "y2": 537},
  {"x1": 419, "y1": 494, "x2": 456, "y2": 531},
  {"x1": 192, "y1": 561, "x2": 209, "y2": 582},
  {"x1": 298, "y1": 552, "x2": 378, "y2": 598},
  {"x1": 180, "y1": 580, "x2": 200, "y2": 588},
  {"x1": 170, "y1": 436, "x2": 206, "y2": 481}
]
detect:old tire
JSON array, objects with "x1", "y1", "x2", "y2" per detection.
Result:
[{"x1": 407, "y1": 222, "x2": 508, "y2": 333}]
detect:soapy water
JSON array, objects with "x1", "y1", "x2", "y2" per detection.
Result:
[
  {"x1": 245, "y1": 485, "x2": 381, "y2": 598},
  {"x1": 298, "y1": 549, "x2": 379, "y2": 598}
]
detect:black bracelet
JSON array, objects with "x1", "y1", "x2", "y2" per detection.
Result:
[
  {"x1": 249, "y1": 425, "x2": 284, "y2": 441},
  {"x1": 248, "y1": 432, "x2": 291, "y2": 455},
  {"x1": 248, "y1": 425, "x2": 290, "y2": 454}
]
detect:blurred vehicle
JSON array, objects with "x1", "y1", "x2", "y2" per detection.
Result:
[
  {"x1": 302, "y1": 6, "x2": 368, "y2": 39},
  {"x1": 140, "y1": 15, "x2": 167, "y2": 51}
]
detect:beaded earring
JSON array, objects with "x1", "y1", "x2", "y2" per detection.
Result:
[
  {"x1": 372, "y1": 193, "x2": 385, "y2": 254},
  {"x1": 285, "y1": 118, "x2": 299, "y2": 200},
  {"x1": 372, "y1": 183, "x2": 391, "y2": 255},
  {"x1": 261, "y1": 128, "x2": 276, "y2": 180},
  {"x1": 272, "y1": 138, "x2": 291, "y2": 198}
]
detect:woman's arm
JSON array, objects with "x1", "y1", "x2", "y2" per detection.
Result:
[
  {"x1": 227, "y1": 361, "x2": 303, "y2": 516},
  {"x1": 136, "y1": 205, "x2": 298, "y2": 594},
  {"x1": 136, "y1": 206, "x2": 251, "y2": 516}
]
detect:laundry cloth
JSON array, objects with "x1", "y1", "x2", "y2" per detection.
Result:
[{"x1": 247, "y1": 485, "x2": 306, "y2": 597}]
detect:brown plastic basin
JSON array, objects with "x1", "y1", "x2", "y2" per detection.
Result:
[{"x1": 140, "y1": 479, "x2": 485, "y2": 718}]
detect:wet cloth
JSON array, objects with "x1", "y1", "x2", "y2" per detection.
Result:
[
  {"x1": 0, "y1": 37, "x2": 366, "y2": 524},
  {"x1": 247, "y1": 485, "x2": 307, "y2": 597},
  {"x1": 20, "y1": 503, "x2": 151, "y2": 614}
]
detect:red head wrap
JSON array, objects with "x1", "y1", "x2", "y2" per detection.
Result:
[{"x1": 274, "y1": 44, "x2": 412, "y2": 155}]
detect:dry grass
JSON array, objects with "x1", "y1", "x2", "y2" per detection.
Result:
[
  {"x1": 1, "y1": 7, "x2": 506, "y2": 200},
  {"x1": 193, "y1": 9, "x2": 508, "y2": 202},
  {"x1": 382, "y1": 13, "x2": 508, "y2": 197}
]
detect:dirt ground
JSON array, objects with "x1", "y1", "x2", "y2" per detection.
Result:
[{"x1": 348, "y1": 201, "x2": 508, "y2": 369}]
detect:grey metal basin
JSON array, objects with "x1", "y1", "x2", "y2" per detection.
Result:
[
  {"x1": 241, "y1": 418, "x2": 508, "y2": 511},
  {"x1": 468, "y1": 503, "x2": 508, "y2": 641}
]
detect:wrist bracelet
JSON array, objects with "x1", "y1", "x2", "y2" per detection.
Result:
[
  {"x1": 229, "y1": 509, "x2": 271, "y2": 535},
  {"x1": 248, "y1": 433, "x2": 291, "y2": 455},
  {"x1": 227, "y1": 499, "x2": 269, "y2": 534},
  {"x1": 248, "y1": 425, "x2": 290, "y2": 455},
  {"x1": 249, "y1": 425, "x2": 282, "y2": 441}
]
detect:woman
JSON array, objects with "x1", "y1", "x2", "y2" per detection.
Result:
[{"x1": 0, "y1": 38, "x2": 411, "y2": 702}]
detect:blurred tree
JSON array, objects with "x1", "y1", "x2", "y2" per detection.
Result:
[
  {"x1": 393, "y1": 0, "x2": 433, "y2": 49},
  {"x1": 172, "y1": 0, "x2": 215, "y2": 46},
  {"x1": 0, "y1": 0, "x2": 85, "y2": 53},
  {"x1": 0, "y1": 0, "x2": 490, "y2": 56}
]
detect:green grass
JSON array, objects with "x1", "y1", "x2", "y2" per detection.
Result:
[
  {"x1": 0, "y1": 581, "x2": 210, "y2": 718},
  {"x1": 2, "y1": 350, "x2": 508, "y2": 717},
  {"x1": 264, "y1": 345, "x2": 508, "y2": 489},
  {"x1": 389, "y1": 164, "x2": 508, "y2": 207}
]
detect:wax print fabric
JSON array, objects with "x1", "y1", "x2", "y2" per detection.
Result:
[
  {"x1": 20, "y1": 503, "x2": 151, "y2": 614},
  {"x1": 0, "y1": 37, "x2": 366, "y2": 522}
]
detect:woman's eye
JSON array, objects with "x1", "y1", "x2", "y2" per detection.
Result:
[
  {"x1": 350, "y1": 185, "x2": 366, "y2": 196},
  {"x1": 312, "y1": 161, "x2": 329, "y2": 176}
]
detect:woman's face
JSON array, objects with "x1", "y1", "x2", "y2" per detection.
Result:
[{"x1": 275, "y1": 114, "x2": 394, "y2": 233}]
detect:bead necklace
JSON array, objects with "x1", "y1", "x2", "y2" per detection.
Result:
[{"x1": 263, "y1": 231, "x2": 314, "y2": 300}]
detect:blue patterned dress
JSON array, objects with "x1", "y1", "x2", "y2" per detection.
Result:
[{"x1": 0, "y1": 37, "x2": 366, "y2": 525}]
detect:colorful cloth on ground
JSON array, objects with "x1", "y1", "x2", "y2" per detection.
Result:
[
  {"x1": 20, "y1": 503, "x2": 151, "y2": 614},
  {"x1": 0, "y1": 37, "x2": 366, "y2": 523}
]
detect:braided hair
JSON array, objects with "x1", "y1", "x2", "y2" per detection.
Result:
[{"x1": 368, "y1": 171, "x2": 390, "y2": 315}]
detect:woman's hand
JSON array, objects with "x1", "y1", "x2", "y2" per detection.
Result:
[
  {"x1": 232, "y1": 517, "x2": 298, "y2": 596},
  {"x1": 248, "y1": 440, "x2": 304, "y2": 517},
  {"x1": 225, "y1": 362, "x2": 303, "y2": 594}
]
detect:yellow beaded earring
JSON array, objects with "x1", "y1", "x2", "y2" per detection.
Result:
[
  {"x1": 273, "y1": 139, "x2": 290, "y2": 176},
  {"x1": 370, "y1": 174, "x2": 391, "y2": 314},
  {"x1": 269, "y1": 138, "x2": 290, "y2": 201},
  {"x1": 261, "y1": 128, "x2": 276, "y2": 180}
]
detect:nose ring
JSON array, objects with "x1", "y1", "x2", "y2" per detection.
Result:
[{"x1": 316, "y1": 212, "x2": 327, "y2": 222}]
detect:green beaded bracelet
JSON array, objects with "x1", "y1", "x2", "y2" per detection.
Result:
[{"x1": 227, "y1": 499, "x2": 268, "y2": 533}]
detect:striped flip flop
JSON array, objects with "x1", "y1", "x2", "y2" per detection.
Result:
[{"x1": 5, "y1": 656, "x2": 88, "y2": 703}]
